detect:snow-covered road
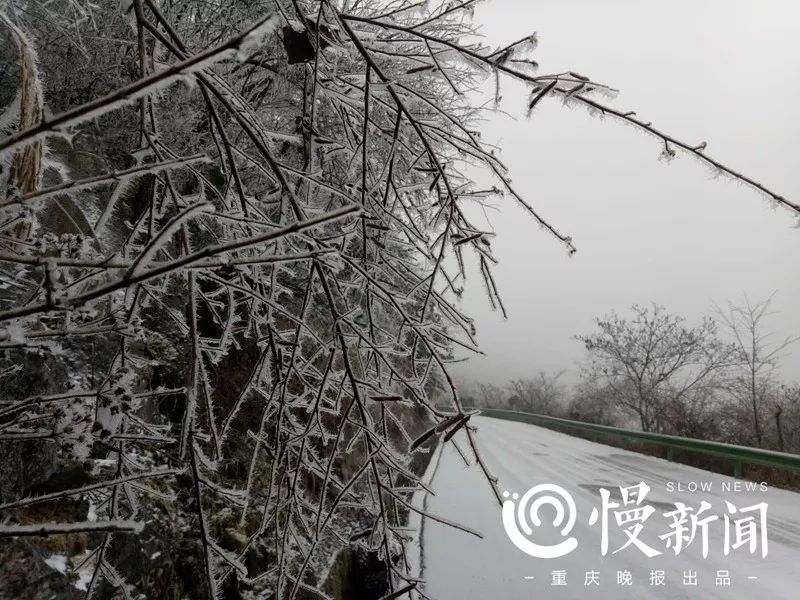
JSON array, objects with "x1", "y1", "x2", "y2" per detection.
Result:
[{"x1": 419, "y1": 416, "x2": 800, "y2": 599}]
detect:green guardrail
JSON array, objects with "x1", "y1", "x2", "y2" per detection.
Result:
[{"x1": 469, "y1": 407, "x2": 800, "y2": 479}]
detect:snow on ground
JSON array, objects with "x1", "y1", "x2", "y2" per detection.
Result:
[
  {"x1": 43, "y1": 554, "x2": 68, "y2": 574},
  {"x1": 420, "y1": 416, "x2": 800, "y2": 599}
]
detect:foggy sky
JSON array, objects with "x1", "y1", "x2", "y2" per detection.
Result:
[{"x1": 450, "y1": 0, "x2": 800, "y2": 386}]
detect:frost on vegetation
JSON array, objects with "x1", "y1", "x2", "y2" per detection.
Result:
[
  {"x1": 73, "y1": 565, "x2": 94, "y2": 591},
  {"x1": 659, "y1": 144, "x2": 677, "y2": 163},
  {"x1": 0, "y1": 0, "x2": 793, "y2": 598}
]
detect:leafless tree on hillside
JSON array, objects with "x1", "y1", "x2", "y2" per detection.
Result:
[
  {"x1": 577, "y1": 304, "x2": 733, "y2": 433},
  {"x1": 714, "y1": 293, "x2": 799, "y2": 447}
]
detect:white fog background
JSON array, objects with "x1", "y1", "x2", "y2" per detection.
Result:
[{"x1": 452, "y1": 0, "x2": 800, "y2": 386}]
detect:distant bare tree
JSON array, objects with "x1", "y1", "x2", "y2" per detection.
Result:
[
  {"x1": 714, "y1": 293, "x2": 799, "y2": 447},
  {"x1": 577, "y1": 304, "x2": 732, "y2": 433},
  {"x1": 476, "y1": 382, "x2": 506, "y2": 408},
  {"x1": 774, "y1": 385, "x2": 800, "y2": 452},
  {"x1": 507, "y1": 371, "x2": 565, "y2": 415}
]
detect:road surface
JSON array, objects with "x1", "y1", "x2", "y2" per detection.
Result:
[{"x1": 418, "y1": 416, "x2": 800, "y2": 599}]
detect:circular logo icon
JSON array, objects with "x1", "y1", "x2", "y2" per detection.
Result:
[{"x1": 502, "y1": 483, "x2": 579, "y2": 558}]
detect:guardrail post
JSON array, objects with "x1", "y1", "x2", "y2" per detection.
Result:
[
  {"x1": 734, "y1": 460, "x2": 743, "y2": 479},
  {"x1": 666, "y1": 446, "x2": 674, "y2": 462}
]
